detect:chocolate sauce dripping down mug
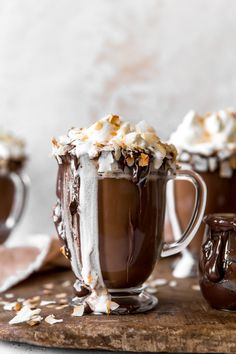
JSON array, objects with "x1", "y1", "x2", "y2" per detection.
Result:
[
  {"x1": 55, "y1": 157, "x2": 206, "y2": 314},
  {"x1": 0, "y1": 166, "x2": 29, "y2": 243},
  {"x1": 199, "y1": 214, "x2": 236, "y2": 311}
]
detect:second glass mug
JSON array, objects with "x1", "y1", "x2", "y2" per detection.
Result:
[
  {"x1": 55, "y1": 161, "x2": 206, "y2": 314},
  {"x1": 0, "y1": 167, "x2": 28, "y2": 244}
]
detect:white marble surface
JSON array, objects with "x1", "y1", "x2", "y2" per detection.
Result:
[{"x1": 0, "y1": 0, "x2": 236, "y2": 351}]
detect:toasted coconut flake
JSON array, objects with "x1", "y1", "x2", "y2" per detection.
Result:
[
  {"x1": 126, "y1": 156, "x2": 134, "y2": 167},
  {"x1": 58, "y1": 299, "x2": 68, "y2": 305},
  {"x1": 51, "y1": 137, "x2": 60, "y2": 148},
  {"x1": 14, "y1": 303, "x2": 22, "y2": 312},
  {"x1": 60, "y1": 245, "x2": 70, "y2": 259},
  {"x1": 56, "y1": 304, "x2": 69, "y2": 310},
  {"x1": 108, "y1": 115, "x2": 121, "y2": 127},
  {"x1": 30, "y1": 296, "x2": 41, "y2": 302},
  {"x1": 72, "y1": 305, "x2": 85, "y2": 317},
  {"x1": 87, "y1": 273, "x2": 94, "y2": 285},
  {"x1": 23, "y1": 302, "x2": 37, "y2": 309},
  {"x1": 110, "y1": 301, "x2": 119, "y2": 312},
  {"x1": 46, "y1": 304, "x2": 57, "y2": 309},
  {"x1": 150, "y1": 278, "x2": 167, "y2": 287},
  {"x1": 27, "y1": 315, "x2": 43, "y2": 326},
  {"x1": 4, "y1": 293, "x2": 14, "y2": 299},
  {"x1": 61, "y1": 280, "x2": 71, "y2": 288},
  {"x1": 80, "y1": 135, "x2": 88, "y2": 142},
  {"x1": 3, "y1": 302, "x2": 17, "y2": 311},
  {"x1": 43, "y1": 289, "x2": 53, "y2": 295},
  {"x1": 146, "y1": 287, "x2": 157, "y2": 294},
  {"x1": 94, "y1": 121, "x2": 103, "y2": 130},
  {"x1": 56, "y1": 293, "x2": 67, "y2": 299},
  {"x1": 156, "y1": 142, "x2": 167, "y2": 156},
  {"x1": 86, "y1": 291, "x2": 119, "y2": 314},
  {"x1": 45, "y1": 314, "x2": 63, "y2": 325},
  {"x1": 106, "y1": 300, "x2": 119, "y2": 314},
  {"x1": 138, "y1": 153, "x2": 149, "y2": 167},
  {"x1": 9, "y1": 305, "x2": 42, "y2": 325},
  {"x1": 40, "y1": 300, "x2": 56, "y2": 306},
  {"x1": 23, "y1": 296, "x2": 41, "y2": 309},
  {"x1": 43, "y1": 283, "x2": 54, "y2": 290}
]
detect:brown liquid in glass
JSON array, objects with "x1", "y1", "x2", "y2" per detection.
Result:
[
  {"x1": 98, "y1": 177, "x2": 166, "y2": 289},
  {"x1": 175, "y1": 170, "x2": 236, "y2": 255}
]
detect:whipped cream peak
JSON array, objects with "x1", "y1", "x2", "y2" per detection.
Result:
[
  {"x1": 0, "y1": 128, "x2": 26, "y2": 161},
  {"x1": 170, "y1": 108, "x2": 236, "y2": 155},
  {"x1": 52, "y1": 114, "x2": 177, "y2": 174},
  {"x1": 170, "y1": 108, "x2": 236, "y2": 177}
]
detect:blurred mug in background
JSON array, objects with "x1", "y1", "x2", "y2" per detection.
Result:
[
  {"x1": 167, "y1": 108, "x2": 236, "y2": 278},
  {"x1": 0, "y1": 129, "x2": 29, "y2": 243}
]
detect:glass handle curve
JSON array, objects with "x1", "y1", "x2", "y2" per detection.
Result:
[
  {"x1": 0, "y1": 172, "x2": 29, "y2": 236},
  {"x1": 161, "y1": 169, "x2": 207, "y2": 258}
]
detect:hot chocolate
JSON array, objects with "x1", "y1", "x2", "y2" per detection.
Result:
[
  {"x1": 169, "y1": 109, "x2": 236, "y2": 277},
  {"x1": 175, "y1": 169, "x2": 236, "y2": 253},
  {"x1": 0, "y1": 129, "x2": 27, "y2": 243},
  {"x1": 53, "y1": 114, "x2": 206, "y2": 314},
  {"x1": 98, "y1": 175, "x2": 166, "y2": 289},
  {"x1": 56, "y1": 167, "x2": 167, "y2": 290},
  {"x1": 199, "y1": 214, "x2": 236, "y2": 310}
]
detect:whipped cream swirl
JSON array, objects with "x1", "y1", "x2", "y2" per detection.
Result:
[
  {"x1": 52, "y1": 114, "x2": 177, "y2": 174},
  {"x1": 169, "y1": 109, "x2": 236, "y2": 177},
  {"x1": 0, "y1": 128, "x2": 26, "y2": 162}
]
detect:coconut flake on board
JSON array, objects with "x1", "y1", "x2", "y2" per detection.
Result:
[
  {"x1": 45, "y1": 314, "x2": 63, "y2": 325},
  {"x1": 9, "y1": 305, "x2": 43, "y2": 325}
]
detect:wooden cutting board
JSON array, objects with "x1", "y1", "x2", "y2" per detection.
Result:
[{"x1": 0, "y1": 259, "x2": 236, "y2": 353}]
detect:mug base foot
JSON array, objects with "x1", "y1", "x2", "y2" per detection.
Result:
[
  {"x1": 71, "y1": 290, "x2": 158, "y2": 315},
  {"x1": 111, "y1": 290, "x2": 158, "y2": 314}
]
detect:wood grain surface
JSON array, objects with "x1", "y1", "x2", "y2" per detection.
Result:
[{"x1": 0, "y1": 258, "x2": 235, "y2": 353}]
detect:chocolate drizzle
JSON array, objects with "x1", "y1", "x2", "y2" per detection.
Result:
[
  {"x1": 202, "y1": 231, "x2": 228, "y2": 283},
  {"x1": 53, "y1": 158, "x2": 82, "y2": 280}
]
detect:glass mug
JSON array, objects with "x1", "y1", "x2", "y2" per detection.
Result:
[
  {"x1": 167, "y1": 162, "x2": 236, "y2": 278},
  {"x1": 55, "y1": 160, "x2": 206, "y2": 314},
  {"x1": 0, "y1": 168, "x2": 28, "y2": 244}
]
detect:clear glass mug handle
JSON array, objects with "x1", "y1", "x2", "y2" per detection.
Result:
[
  {"x1": 161, "y1": 169, "x2": 207, "y2": 257},
  {"x1": 0, "y1": 172, "x2": 29, "y2": 239}
]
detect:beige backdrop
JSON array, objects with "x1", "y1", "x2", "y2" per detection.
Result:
[{"x1": 0, "y1": 0, "x2": 236, "y2": 237}]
